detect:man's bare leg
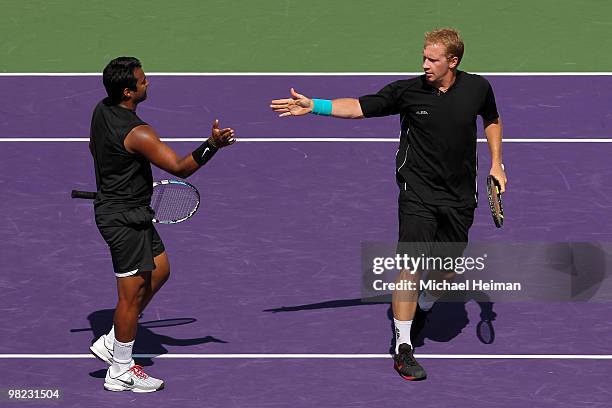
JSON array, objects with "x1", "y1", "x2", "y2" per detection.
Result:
[
  {"x1": 110, "y1": 271, "x2": 151, "y2": 375},
  {"x1": 391, "y1": 269, "x2": 419, "y2": 351},
  {"x1": 139, "y1": 251, "x2": 170, "y2": 313},
  {"x1": 103, "y1": 252, "x2": 170, "y2": 348}
]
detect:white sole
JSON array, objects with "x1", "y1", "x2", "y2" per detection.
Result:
[{"x1": 104, "y1": 382, "x2": 164, "y2": 393}]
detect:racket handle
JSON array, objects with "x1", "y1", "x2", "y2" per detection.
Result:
[{"x1": 71, "y1": 190, "x2": 97, "y2": 199}]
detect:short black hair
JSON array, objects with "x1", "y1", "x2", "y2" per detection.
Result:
[{"x1": 102, "y1": 57, "x2": 142, "y2": 104}]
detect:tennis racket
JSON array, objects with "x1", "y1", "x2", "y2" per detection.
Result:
[
  {"x1": 486, "y1": 175, "x2": 504, "y2": 228},
  {"x1": 71, "y1": 179, "x2": 200, "y2": 224}
]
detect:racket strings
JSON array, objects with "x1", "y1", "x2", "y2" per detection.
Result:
[
  {"x1": 490, "y1": 186, "x2": 501, "y2": 216},
  {"x1": 151, "y1": 184, "x2": 199, "y2": 223}
]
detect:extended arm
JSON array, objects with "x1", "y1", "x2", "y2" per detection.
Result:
[
  {"x1": 124, "y1": 119, "x2": 235, "y2": 178},
  {"x1": 270, "y1": 88, "x2": 364, "y2": 119}
]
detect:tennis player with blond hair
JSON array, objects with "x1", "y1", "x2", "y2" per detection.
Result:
[{"x1": 271, "y1": 28, "x2": 506, "y2": 380}]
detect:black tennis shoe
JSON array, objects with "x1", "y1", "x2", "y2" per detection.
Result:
[{"x1": 393, "y1": 343, "x2": 427, "y2": 381}]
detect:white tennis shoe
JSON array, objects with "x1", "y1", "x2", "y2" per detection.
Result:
[
  {"x1": 104, "y1": 365, "x2": 164, "y2": 393},
  {"x1": 89, "y1": 334, "x2": 113, "y2": 365}
]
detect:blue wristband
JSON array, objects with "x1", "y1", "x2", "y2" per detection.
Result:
[{"x1": 311, "y1": 99, "x2": 333, "y2": 116}]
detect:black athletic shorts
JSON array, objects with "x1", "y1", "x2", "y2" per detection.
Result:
[
  {"x1": 95, "y1": 206, "x2": 165, "y2": 277},
  {"x1": 397, "y1": 188, "x2": 475, "y2": 259}
]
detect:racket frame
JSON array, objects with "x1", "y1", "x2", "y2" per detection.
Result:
[
  {"x1": 151, "y1": 179, "x2": 200, "y2": 224},
  {"x1": 486, "y1": 175, "x2": 504, "y2": 228}
]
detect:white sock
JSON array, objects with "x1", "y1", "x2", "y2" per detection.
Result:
[
  {"x1": 104, "y1": 326, "x2": 115, "y2": 349},
  {"x1": 109, "y1": 339, "x2": 134, "y2": 377},
  {"x1": 393, "y1": 318, "x2": 412, "y2": 353},
  {"x1": 418, "y1": 290, "x2": 438, "y2": 311}
]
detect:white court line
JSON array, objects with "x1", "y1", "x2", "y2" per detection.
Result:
[
  {"x1": 0, "y1": 72, "x2": 611, "y2": 76},
  {"x1": 1, "y1": 138, "x2": 612, "y2": 143},
  {"x1": 0, "y1": 354, "x2": 612, "y2": 360}
]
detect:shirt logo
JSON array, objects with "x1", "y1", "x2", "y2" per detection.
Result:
[{"x1": 415, "y1": 110, "x2": 429, "y2": 115}]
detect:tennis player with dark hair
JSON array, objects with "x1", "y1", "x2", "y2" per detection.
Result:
[
  {"x1": 88, "y1": 56, "x2": 235, "y2": 392},
  {"x1": 271, "y1": 28, "x2": 507, "y2": 381}
]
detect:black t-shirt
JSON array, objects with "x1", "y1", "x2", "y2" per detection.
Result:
[
  {"x1": 359, "y1": 71, "x2": 499, "y2": 208},
  {"x1": 90, "y1": 98, "x2": 152, "y2": 214}
]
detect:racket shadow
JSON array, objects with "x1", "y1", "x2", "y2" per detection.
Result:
[{"x1": 409, "y1": 294, "x2": 497, "y2": 349}]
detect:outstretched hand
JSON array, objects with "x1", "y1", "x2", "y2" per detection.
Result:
[
  {"x1": 270, "y1": 88, "x2": 313, "y2": 117},
  {"x1": 208, "y1": 119, "x2": 236, "y2": 148}
]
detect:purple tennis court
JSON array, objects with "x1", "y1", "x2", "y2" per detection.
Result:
[{"x1": 1, "y1": 75, "x2": 611, "y2": 407}]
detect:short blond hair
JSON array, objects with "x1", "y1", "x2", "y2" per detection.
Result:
[{"x1": 424, "y1": 28, "x2": 464, "y2": 66}]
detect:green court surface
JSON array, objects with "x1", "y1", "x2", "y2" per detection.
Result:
[{"x1": 1, "y1": 0, "x2": 611, "y2": 72}]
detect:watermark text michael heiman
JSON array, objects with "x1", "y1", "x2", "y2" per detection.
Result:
[{"x1": 372, "y1": 279, "x2": 522, "y2": 292}]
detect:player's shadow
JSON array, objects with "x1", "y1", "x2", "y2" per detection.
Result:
[
  {"x1": 70, "y1": 309, "x2": 227, "y2": 378},
  {"x1": 264, "y1": 293, "x2": 496, "y2": 353}
]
